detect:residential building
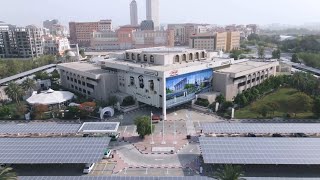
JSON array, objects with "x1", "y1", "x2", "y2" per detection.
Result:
[
  {"x1": 213, "y1": 60, "x2": 279, "y2": 101},
  {"x1": 69, "y1": 20, "x2": 112, "y2": 47},
  {"x1": 215, "y1": 32, "x2": 227, "y2": 51},
  {"x1": 189, "y1": 32, "x2": 216, "y2": 51},
  {"x1": 146, "y1": 0, "x2": 159, "y2": 30},
  {"x1": 168, "y1": 24, "x2": 210, "y2": 46},
  {"x1": 189, "y1": 31, "x2": 239, "y2": 52},
  {"x1": 226, "y1": 31, "x2": 240, "y2": 52},
  {"x1": 0, "y1": 25, "x2": 44, "y2": 58},
  {"x1": 43, "y1": 35, "x2": 70, "y2": 56},
  {"x1": 43, "y1": 19, "x2": 59, "y2": 33},
  {"x1": 90, "y1": 28, "x2": 173, "y2": 51},
  {"x1": 130, "y1": 0, "x2": 138, "y2": 26},
  {"x1": 133, "y1": 29, "x2": 174, "y2": 48}
]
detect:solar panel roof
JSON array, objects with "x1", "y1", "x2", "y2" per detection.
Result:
[
  {"x1": 0, "y1": 137, "x2": 110, "y2": 164},
  {"x1": 19, "y1": 176, "x2": 213, "y2": 180},
  {"x1": 0, "y1": 123, "x2": 81, "y2": 134},
  {"x1": 200, "y1": 137, "x2": 320, "y2": 165},
  {"x1": 78, "y1": 122, "x2": 120, "y2": 133},
  {"x1": 201, "y1": 123, "x2": 320, "y2": 134}
]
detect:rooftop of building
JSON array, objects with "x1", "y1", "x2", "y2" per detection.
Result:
[
  {"x1": 216, "y1": 60, "x2": 278, "y2": 74},
  {"x1": 58, "y1": 62, "x2": 107, "y2": 75},
  {"x1": 125, "y1": 46, "x2": 203, "y2": 54},
  {"x1": 101, "y1": 56, "x2": 232, "y2": 72}
]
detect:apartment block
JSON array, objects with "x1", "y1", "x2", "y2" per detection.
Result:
[
  {"x1": 0, "y1": 25, "x2": 44, "y2": 58},
  {"x1": 43, "y1": 35, "x2": 70, "y2": 56},
  {"x1": 69, "y1": 20, "x2": 112, "y2": 47},
  {"x1": 168, "y1": 23, "x2": 210, "y2": 46},
  {"x1": 226, "y1": 31, "x2": 240, "y2": 52}
]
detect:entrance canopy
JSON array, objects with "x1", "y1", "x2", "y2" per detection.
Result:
[{"x1": 27, "y1": 89, "x2": 74, "y2": 105}]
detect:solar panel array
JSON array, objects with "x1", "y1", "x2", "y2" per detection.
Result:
[
  {"x1": 78, "y1": 122, "x2": 119, "y2": 133},
  {"x1": 200, "y1": 137, "x2": 320, "y2": 165},
  {"x1": 19, "y1": 176, "x2": 213, "y2": 180},
  {"x1": 0, "y1": 123, "x2": 81, "y2": 134},
  {"x1": 201, "y1": 123, "x2": 320, "y2": 134},
  {"x1": 0, "y1": 137, "x2": 110, "y2": 164}
]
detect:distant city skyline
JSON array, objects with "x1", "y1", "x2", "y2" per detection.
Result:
[{"x1": 1, "y1": 0, "x2": 320, "y2": 27}]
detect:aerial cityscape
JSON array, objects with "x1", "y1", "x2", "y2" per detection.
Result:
[{"x1": 1, "y1": 0, "x2": 320, "y2": 179}]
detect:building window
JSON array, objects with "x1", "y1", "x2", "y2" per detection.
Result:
[
  {"x1": 149, "y1": 80, "x2": 154, "y2": 91},
  {"x1": 83, "y1": 89, "x2": 86, "y2": 93},
  {"x1": 201, "y1": 51, "x2": 205, "y2": 58},
  {"x1": 137, "y1": 54, "x2": 141, "y2": 61},
  {"x1": 78, "y1": 80, "x2": 81, "y2": 84},
  {"x1": 174, "y1": 55, "x2": 180, "y2": 63},
  {"x1": 132, "y1": 53, "x2": 135, "y2": 60},
  {"x1": 150, "y1": 55, "x2": 154, "y2": 63},
  {"x1": 182, "y1": 54, "x2": 186, "y2": 61},
  {"x1": 144, "y1": 55, "x2": 147, "y2": 62},
  {"x1": 189, "y1": 53, "x2": 193, "y2": 60},
  {"x1": 130, "y1": 76, "x2": 135, "y2": 86},
  {"x1": 79, "y1": 88, "x2": 82, "y2": 92},
  {"x1": 67, "y1": 76, "x2": 69, "y2": 80},
  {"x1": 82, "y1": 82, "x2": 85, "y2": 86},
  {"x1": 75, "y1": 86, "x2": 78, "y2": 90},
  {"x1": 71, "y1": 85, "x2": 74, "y2": 88},
  {"x1": 195, "y1": 52, "x2": 199, "y2": 60},
  {"x1": 87, "y1": 83, "x2": 95, "y2": 89},
  {"x1": 126, "y1": 53, "x2": 129, "y2": 59},
  {"x1": 88, "y1": 91, "x2": 91, "y2": 95}
]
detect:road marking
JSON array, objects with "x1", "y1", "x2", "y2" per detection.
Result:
[
  {"x1": 197, "y1": 121, "x2": 200, "y2": 127},
  {"x1": 190, "y1": 148, "x2": 194, "y2": 153},
  {"x1": 155, "y1": 159, "x2": 164, "y2": 161},
  {"x1": 123, "y1": 126, "x2": 127, "y2": 134},
  {"x1": 145, "y1": 168, "x2": 148, "y2": 174}
]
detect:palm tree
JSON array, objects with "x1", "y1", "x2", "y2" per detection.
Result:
[
  {"x1": 214, "y1": 165, "x2": 244, "y2": 180},
  {"x1": 21, "y1": 78, "x2": 36, "y2": 94},
  {"x1": 0, "y1": 166, "x2": 17, "y2": 180},
  {"x1": 4, "y1": 82, "x2": 24, "y2": 105}
]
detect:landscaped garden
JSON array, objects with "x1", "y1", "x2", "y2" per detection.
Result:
[{"x1": 235, "y1": 88, "x2": 315, "y2": 119}]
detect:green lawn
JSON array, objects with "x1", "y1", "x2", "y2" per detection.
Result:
[{"x1": 235, "y1": 88, "x2": 315, "y2": 119}]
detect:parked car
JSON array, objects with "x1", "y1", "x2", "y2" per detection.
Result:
[
  {"x1": 246, "y1": 133, "x2": 256, "y2": 137},
  {"x1": 291, "y1": 133, "x2": 308, "y2": 137},
  {"x1": 83, "y1": 163, "x2": 95, "y2": 174},
  {"x1": 108, "y1": 133, "x2": 120, "y2": 141},
  {"x1": 272, "y1": 133, "x2": 283, "y2": 137},
  {"x1": 103, "y1": 149, "x2": 112, "y2": 159}
]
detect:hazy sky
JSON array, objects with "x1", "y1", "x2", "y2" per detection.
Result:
[{"x1": 1, "y1": 0, "x2": 319, "y2": 27}]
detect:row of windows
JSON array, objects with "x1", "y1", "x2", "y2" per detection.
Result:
[
  {"x1": 66, "y1": 76, "x2": 95, "y2": 90},
  {"x1": 70, "y1": 84, "x2": 91, "y2": 95}
]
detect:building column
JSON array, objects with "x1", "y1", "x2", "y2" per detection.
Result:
[{"x1": 162, "y1": 77, "x2": 167, "y2": 121}]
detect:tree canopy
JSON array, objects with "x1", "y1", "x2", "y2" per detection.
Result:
[{"x1": 134, "y1": 116, "x2": 154, "y2": 138}]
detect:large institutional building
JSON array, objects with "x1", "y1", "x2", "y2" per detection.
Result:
[
  {"x1": 69, "y1": 20, "x2": 113, "y2": 47},
  {"x1": 58, "y1": 47, "x2": 279, "y2": 119},
  {"x1": 189, "y1": 31, "x2": 240, "y2": 52}
]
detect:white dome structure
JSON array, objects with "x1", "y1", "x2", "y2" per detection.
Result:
[
  {"x1": 100, "y1": 107, "x2": 115, "y2": 120},
  {"x1": 27, "y1": 89, "x2": 74, "y2": 105},
  {"x1": 66, "y1": 51, "x2": 76, "y2": 57}
]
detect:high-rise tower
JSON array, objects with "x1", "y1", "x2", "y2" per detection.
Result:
[
  {"x1": 146, "y1": 0, "x2": 159, "y2": 30},
  {"x1": 130, "y1": 0, "x2": 138, "y2": 26}
]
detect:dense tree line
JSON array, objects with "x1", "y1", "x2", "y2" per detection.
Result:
[
  {"x1": 0, "y1": 55, "x2": 55, "y2": 79},
  {"x1": 234, "y1": 72, "x2": 320, "y2": 118}
]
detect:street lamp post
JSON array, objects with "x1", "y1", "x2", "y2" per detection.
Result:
[{"x1": 150, "y1": 111, "x2": 154, "y2": 144}]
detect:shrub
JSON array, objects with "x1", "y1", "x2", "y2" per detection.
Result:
[{"x1": 195, "y1": 98, "x2": 210, "y2": 107}]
